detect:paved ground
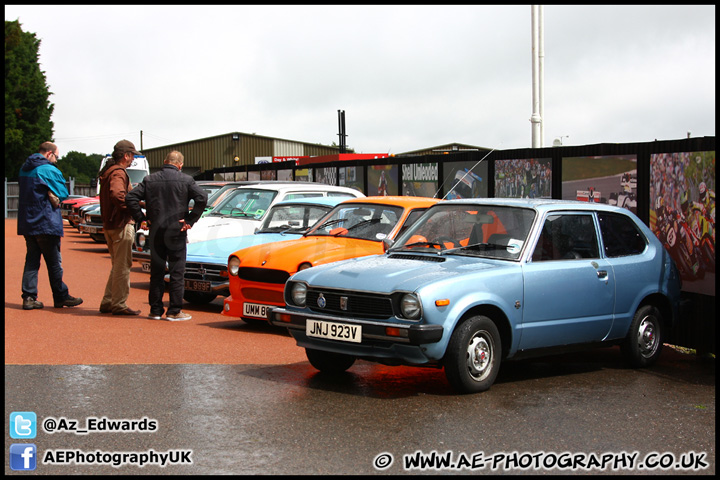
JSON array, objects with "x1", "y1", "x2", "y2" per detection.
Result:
[{"x1": 5, "y1": 219, "x2": 715, "y2": 475}]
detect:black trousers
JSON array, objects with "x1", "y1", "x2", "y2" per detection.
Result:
[{"x1": 148, "y1": 227, "x2": 187, "y2": 316}]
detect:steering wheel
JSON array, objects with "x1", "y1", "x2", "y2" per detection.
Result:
[{"x1": 435, "y1": 236, "x2": 462, "y2": 249}]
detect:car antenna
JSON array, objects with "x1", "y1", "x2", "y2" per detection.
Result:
[{"x1": 435, "y1": 147, "x2": 497, "y2": 200}]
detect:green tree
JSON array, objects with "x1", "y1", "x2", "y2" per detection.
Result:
[
  {"x1": 57, "y1": 151, "x2": 103, "y2": 184},
  {"x1": 5, "y1": 20, "x2": 54, "y2": 180}
]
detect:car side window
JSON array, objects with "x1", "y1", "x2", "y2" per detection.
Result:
[
  {"x1": 532, "y1": 214, "x2": 599, "y2": 261},
  {"x1": 598, "y1": 212, "x2": 647, "y2": 257}
]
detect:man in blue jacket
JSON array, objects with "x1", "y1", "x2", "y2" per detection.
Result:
[{"x1": 17, "y1": 142, "x2": 83, "y2": 310}]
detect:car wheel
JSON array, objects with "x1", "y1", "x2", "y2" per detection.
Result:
[
  {"x1": 621, "y1": 305, "x2": 663, "y2": 368},
  {"x1": 444, "y1": 315, "x2": 501, "y2": 393},
  {"x1": 306, "y1": 348, "x2": 355, "y2": 373},
  {"x1": 182, "y1": 291, "x2": 217, "y2": 304}
]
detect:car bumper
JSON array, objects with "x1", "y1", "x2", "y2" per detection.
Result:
[
  {"x1": 270, "y1": 307, "x2": 444, "y2": 363},
  {"x1": 79, "y1": 223, "x2": 104, "y2": 235}
]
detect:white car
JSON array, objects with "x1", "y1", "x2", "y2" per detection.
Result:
[
  {"x1": 133, "y1": 182, "x2": 364, "y2": 272},
  {"x1": 186, "y1": 182, "x2": 364, "y2": 244}
]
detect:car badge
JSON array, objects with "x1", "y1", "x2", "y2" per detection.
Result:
[
  {"x1": 340, "y1": 296, "x2": 348, "y2": 311},
  {"x1": 197, "y1": 267, "x2": 206, "y2": 276},
  {"x1": 317, "y1": 293, "x2": 326, "y2": 308}
]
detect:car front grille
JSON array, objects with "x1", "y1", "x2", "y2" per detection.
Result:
[
  {"x1": 306, "y1": 289, "x2": 394, "y2": 319},
  {"x1": 237, "y1": 267, "x2": 290, "y2": 284},
  {"x1": 185, "y1": 262, "x2": 228, "y2": 282}
]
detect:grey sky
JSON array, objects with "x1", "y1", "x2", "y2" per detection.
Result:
[{"x1": 5, "y1": 4, "x2": 716, "y2": 158}]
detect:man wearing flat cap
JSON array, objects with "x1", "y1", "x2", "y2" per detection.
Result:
[{"x1": 98, "y1": 140, "x2": 142, "y2": 315}]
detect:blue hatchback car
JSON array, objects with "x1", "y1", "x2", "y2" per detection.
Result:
[{"x1": 271, "y1": 199, "x2": 683, "y2": 394}]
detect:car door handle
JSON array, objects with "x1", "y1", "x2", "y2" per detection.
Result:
[{"x1": 596, "y1": 270, "x2": 608, "y2": 280}]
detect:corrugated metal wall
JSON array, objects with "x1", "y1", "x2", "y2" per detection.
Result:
[{"x1": 143, "y1": 132, "x2": 341, "y2": 174}]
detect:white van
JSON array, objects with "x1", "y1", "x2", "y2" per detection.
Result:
[{"x1": 96, "y1": 154, "x2": 150, "y2": 194}]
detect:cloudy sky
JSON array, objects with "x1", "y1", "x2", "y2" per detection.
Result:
[{"x1": 5, "y1": 5, "x2": 716, "y2": 157}]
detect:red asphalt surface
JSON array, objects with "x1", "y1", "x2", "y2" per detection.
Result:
[{"x1": 4, "y1": 218, "x2": 307, "y2": 365}]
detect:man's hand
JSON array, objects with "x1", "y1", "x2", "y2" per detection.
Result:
[{"x1": 179, "y1": 219, "x2": 192, "y2": 232}]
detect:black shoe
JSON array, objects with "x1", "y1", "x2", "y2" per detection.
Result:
[
  {"x1": 99, "y1": 304, "x2": 112, "y2": 314},
  {"x1": 54, "y1": 296, "x2": 83, "y2": 308},
  {"x1": 23, "y1": 297, "x2": 44, "y2": 310}
]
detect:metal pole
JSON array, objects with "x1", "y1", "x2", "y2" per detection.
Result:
[{"x1": 530, "y1": 5, "x2": 542, "y2": 148}]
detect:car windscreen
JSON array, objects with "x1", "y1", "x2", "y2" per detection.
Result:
[
  {"x1": 257, "y1": 204, "x2": 333, "y2": 234},
  {"x1": 207, "y1": 189, "x2": 277, "y2": 219},
  {"x1": 308, "y1": 204, "x2": 403, "y2": 241},
  {"x1": 391, "y1": 204, "x2": 536, "y2": 260}
]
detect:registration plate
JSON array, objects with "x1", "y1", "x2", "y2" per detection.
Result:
[
  {"x1": 141, "y1": 262, "x2": 151, "y2": 272},
  {"x1": 185, "y1": 279, "x2": 211, "y2": 292},
  {"x1": 84, "y1": 226, "x2": 97, "y2": 234},
  {"x1": 243, "y1": 302, "x2": 272, "y2": 319},
  {"x1": 306, "y1": 319, "x2": 362, "y2": 343}
]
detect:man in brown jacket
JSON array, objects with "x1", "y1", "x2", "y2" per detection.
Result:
[{"x1": 98, "y1": 140, "x2": 142, "y2": 315}]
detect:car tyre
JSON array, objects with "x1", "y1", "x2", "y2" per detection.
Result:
[
  {"x1": 444, "y1": 315, "x2": 501, "y2": 394},
  {"x1": 182, "y1": 291, "x2": 217, "y2": 304},
  {"x1": 306, "y1": 348, "x2": 355, "y2": 373},
  {"x1": 621, "y1": 305, "x2": 663, "y2": 368}
]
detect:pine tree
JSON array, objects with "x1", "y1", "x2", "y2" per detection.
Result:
[{"x1": 5, "y1": 20, "x2": 55, "y2": 180}]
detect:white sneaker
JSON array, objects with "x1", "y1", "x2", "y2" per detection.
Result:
[{"x1": 166, "y1": 311, "x2": 192, "y2": 321}]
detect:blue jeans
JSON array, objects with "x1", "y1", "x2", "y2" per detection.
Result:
[{"x1": 22, "y1": 235, "x2": 70, "y2": 304}]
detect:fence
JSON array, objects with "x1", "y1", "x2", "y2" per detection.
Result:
[{"x1": 4, "y1": 178, "x2": 95, "y2": 219}]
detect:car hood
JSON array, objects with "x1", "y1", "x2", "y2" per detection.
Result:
[
  {"x1": 185, "y1": 233, "x2": 301, "y2": 264},
  {"x1": 293, "y1": 252, "x2": 510, "y2": 294},
  {"x1": 187, "y1": 215, "x2": 262, "y2": 243},
  {"x1": 234, "y1": 235, "x2": 382, "y2": 267}
]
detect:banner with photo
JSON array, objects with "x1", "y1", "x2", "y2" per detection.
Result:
[
  {"x1": 339, "y1": 166, "x2": 365, "y2": 193},
  {"x1": 650, "y1": 151, "x2": 715, "y2": 295},
  {"x1": 442, "y1": 160, "x2": 488, "y2": 199},
  {"x1": 561, "y1": 155, "x2": 637, "y2": 213},
  {"x1": 313, "y1": 167, "x2": 337, "y2": 186},
  {"x1": 495, "y1": 158, "x2": 552, "y2": 199},
  {"x1": 294, "y1": 168, "x2": 312, "y2": 182},
  {"x1": 402, "y1": 162, "x2": 438, "y2": 197},
  {"x1": 367, "y1": 165, "x2": 398, "y2": 196}
]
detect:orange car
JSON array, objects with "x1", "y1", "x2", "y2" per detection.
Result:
[{"x1": 223, "y1": 196, "x2": 440, "y2": 323}]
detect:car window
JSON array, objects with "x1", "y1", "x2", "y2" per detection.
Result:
[
  {"x1": 597, "y1": 212, "x2": 647, "y2": 257},
  {"x1": 532, "y1": 213, "x2": 599, "y2": 261},
  {"x1": 310, "y1": 204, "x2": 404, "y2": 240},
  {"x1": 397, "y1": 209, "x2": 430, "y2": 237},
  {"x1": 259, "y1": 205, "x2": 332, "y2": 233},
  {"x1": 210, "y1": 189, "x2": 277, "y2": 218},
  {"x1": 283, "y1": 192, "x2": 324, "y2": 199},
  {"x1": 393, "y1": 204, "x2": 535, "y2": 260},
  {"x1": 327, "y1": 192, "x2": 359, "y2": 197}
]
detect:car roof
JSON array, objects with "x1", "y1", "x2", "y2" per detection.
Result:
[
  {"x1": 228, "y1": 182, "x2": 362, "y2": 194},
  {"x1": 271, "y1": 197, "x2": 347, "y2": 208},
  {"x1": 441, "y1": 197, "x2": 634, "y2": 215},
  {"x1": 336, "y1": 196, "x2": 440, "y2": 207}
]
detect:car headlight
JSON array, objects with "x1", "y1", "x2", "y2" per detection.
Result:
[
  {"x1": 400, "y1": 293, "x2": 422, "y2": 320},
  {"x1": 136, "y1": 233, "x2": 146, "y2": 248},
  {"x1": 228, "y1": 256, "x2": 240, "y2": 276},
  {"x1": 290, "y1": 282, "x2": 308, "y2": 307}
]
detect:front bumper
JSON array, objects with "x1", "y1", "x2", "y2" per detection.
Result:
[
  {"x1": 79, "y1": 223, "x2": 104, "y2": 235},
  {"x1": 270, "y1": 307, "x2": 444, "y2": 364}
]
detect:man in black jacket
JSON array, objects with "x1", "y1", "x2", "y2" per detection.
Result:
[{"x1": 125, "y1": 151, "x2": 207, "y2": 321}]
